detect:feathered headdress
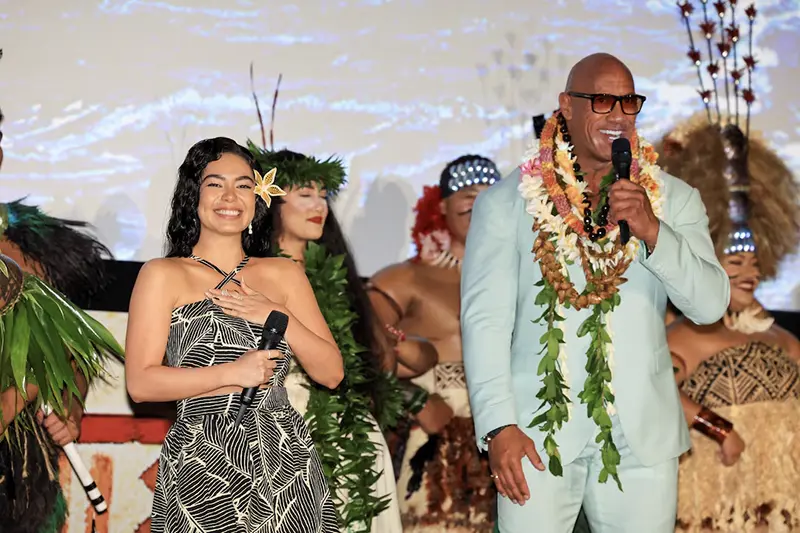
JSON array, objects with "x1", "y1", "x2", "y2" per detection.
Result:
[
  {"x1": 661, "y1": 2, "x2": 799, "y2": 278},
  {"x1": 411, "y1": 184, "x2": 449, "y2": 264},
  {"x1": 246, "y1": 67, "x2": 346, "y2": 194},
  {"x1": 0, "y1": 199, "x2": 112, "y2": 301},
  {"x1": 677, "y1": 1, "x2": 758, "y2": 133}
]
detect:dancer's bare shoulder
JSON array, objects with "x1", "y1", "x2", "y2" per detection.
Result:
[
  {"x1": 667, "y1": 316, "x2": 724, "y2": 368},
  {"x1": 369, "y1": 260, "x2": 420, "y2": 301},
  {"x1": 772, "y1": 324, "x2": 800, "y2": 362},
  {"x1": 371, "y1": 260, "x2": 416, "y2": 286},
  {"x1": 245, "y1": 256, "x2": 304, "y2": 280}
]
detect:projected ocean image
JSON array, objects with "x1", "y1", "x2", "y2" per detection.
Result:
[{"x1": 1, "y1": 0, "x2": 798, "y2": 309}]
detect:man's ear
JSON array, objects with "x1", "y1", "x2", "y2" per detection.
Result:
[{"x1": 558, "y1": 92, "x2": 572, "y2": 120}]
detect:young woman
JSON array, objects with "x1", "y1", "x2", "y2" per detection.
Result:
[
  {"x1": 125, "y1": 137, "x2": 342, "y2": 533},
  {"x1": 248, "y1": 146, "x2": 404, "y2": 532}
]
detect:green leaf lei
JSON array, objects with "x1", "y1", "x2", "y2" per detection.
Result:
[
  {"x1": 527, "y1": 174, "x2": 625, "y2": 490},
  {"x1": 300, "y1": 242, "x2": 404, "y2": 531},
  {"x1": 1, "y1": 259, "x2": 124, "y2": 448},
  {"x1": 528, "y1": 274, "x2": 623, "y2": 490}
]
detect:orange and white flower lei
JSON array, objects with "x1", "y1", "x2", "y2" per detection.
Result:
[{"x1": 519, "y1": 117, "x2": 664, "y2": 275}]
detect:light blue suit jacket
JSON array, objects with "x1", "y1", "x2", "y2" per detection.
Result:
[{"x1": 461, "y1": 168, "x2": 730, "y2": 467}]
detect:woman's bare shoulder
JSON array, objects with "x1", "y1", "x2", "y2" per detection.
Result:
[
  {"x1": 134, "y1": 258, "x2": 195, "y2": 300},
  {"x1": 138, "y1": 257, "x2": 189, "y2": 279},
  {"x1": 248, "y1": 256, "x2": 303, "y2": 277},
  {"x1": 771, "y1": 324, "x2": 800, "y2": 362},
  {"x1": 667, "y1": 317, "x2": 718, "y2": 356}
]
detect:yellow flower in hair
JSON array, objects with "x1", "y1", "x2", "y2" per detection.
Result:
[{"x1": 254, "y1": 168, "x2": 286, "y2": 208}]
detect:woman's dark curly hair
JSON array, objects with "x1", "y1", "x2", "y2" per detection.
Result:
[{"x1": 165, "y1": 137, "x2": 274, "y2": 258}]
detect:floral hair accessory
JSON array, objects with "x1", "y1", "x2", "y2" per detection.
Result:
[{"x1": 254, "y1": 167, "x2": 286, "y2": 208}]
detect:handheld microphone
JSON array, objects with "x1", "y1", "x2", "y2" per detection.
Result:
[
  {"x1": 234, "y1": 310, "x2": 289, "y2": 426},
  {"x1": 40, "y1": 404, "x2": 108, "y2": 514},
  {"x1": 611, "y1": 138, "x2": 632, "y2": 245}
]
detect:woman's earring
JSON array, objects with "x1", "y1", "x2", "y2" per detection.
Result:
[{"x1": 248, "y1": 222, "x2": 253, "y2": 235}]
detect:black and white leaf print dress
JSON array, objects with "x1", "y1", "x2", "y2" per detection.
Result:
[{"x1": 150, "y1": 256, "x2": 338, "y2": 533}]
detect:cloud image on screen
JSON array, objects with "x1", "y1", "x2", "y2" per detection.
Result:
[{"x1": 1, "y1": 0, "x2": 798, "y2": 309}]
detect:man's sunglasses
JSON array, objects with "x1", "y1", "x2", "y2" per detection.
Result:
[{"x1": 567, "y1": 92, "x2": 646, "y2": 115}]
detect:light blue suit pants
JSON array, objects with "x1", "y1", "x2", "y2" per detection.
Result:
[{"x1": 497, "y1": 417, "x2": 678, "y2": 533}]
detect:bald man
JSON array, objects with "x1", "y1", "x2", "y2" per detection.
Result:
[{"x1": 461, "y1": 53, "x2": 729, "y2": 532}]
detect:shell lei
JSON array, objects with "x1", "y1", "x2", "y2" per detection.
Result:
[{"x1": 519, "y1": 114, "x2": 663, "y2": 489}]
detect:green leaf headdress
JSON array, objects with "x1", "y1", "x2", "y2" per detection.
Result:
[{"x1": 245, "y1": 68, "x2": 347, "y2": 195}]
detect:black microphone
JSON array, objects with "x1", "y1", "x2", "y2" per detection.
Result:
[
  {"x1": 234, "y1": 310, "x2": 289, "y2": 426},
  {"x1": 611, "y1": 137, "x2": 632, "y2": 245}
]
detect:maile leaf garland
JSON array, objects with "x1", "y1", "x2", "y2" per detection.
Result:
[{"x1": 299, "y1": 242, "x2": 403, "y2": 532}]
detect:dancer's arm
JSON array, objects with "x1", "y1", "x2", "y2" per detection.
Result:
[
  {"x1": 671, "y1": 349, "x2": 744, "y2": 465},
  {"x1": 1, "y1": 383, "x2": 39, "y2": 431},
  {"x1": 1, "y1": 365, "x2": 87, "y2": 436},
  {"x1": 125, "y1": 260, "x2": 273, "y2": 403},
  {"x1": 776, "y1": 325, "x2": 800, "y2": 363},
  {"x1": 368, "y1": 268, "x2": 438, "y2": 376},
  {"x1": 672, "y1": 355, "x2": 703, "y2": 424},
  {"x1": 394, "y1": 337, "x2": 438, "y2": 378},
  {"x1": 38, "y1": 365, "x2": 89, "y2": 445},
  {"x1": 368, "y1": 268, "x2": 450, "y2": 432}
]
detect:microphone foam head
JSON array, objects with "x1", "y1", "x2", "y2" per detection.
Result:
[
  {"x1": 612, "y1": 137, "x2": 632, "y2": 164},
  {"x1": 265, "y1": 310, "x2": 289, "y2": 335}
]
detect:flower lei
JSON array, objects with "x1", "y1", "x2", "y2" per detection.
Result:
[
  {"x1": 410, "y1": 185, "x2": 461, "y2": 268},
  {"x1": 518, "y1": 113, "x2": 663, "y2": 489},
  {"x1": 418, "y1": 229, "x2": 461, "y2": 269}
]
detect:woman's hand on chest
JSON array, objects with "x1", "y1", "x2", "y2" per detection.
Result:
[{"x1": 206, "y1": 263, "x2": 288, "y2": 325}]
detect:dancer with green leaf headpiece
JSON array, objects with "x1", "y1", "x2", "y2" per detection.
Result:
[{"x1": 246, "y1": 72, "x2": 404, "y2": 533}]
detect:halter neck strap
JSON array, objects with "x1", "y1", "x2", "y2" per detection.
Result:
[{"x1": 190, "y1": 255, "x2": 250, "y2": 290}]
